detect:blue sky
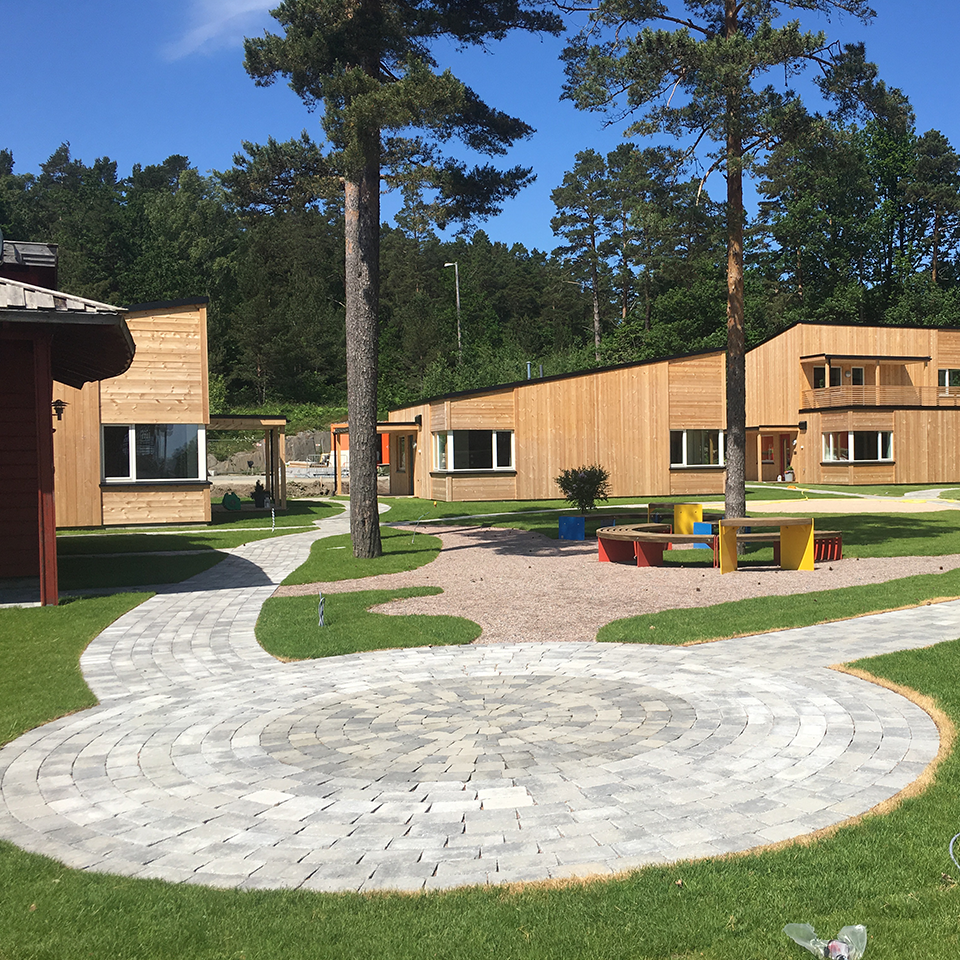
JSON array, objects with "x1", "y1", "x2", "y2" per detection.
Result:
[{"x1": 4, "y1": 1, "x2": 959, "y2": 254}]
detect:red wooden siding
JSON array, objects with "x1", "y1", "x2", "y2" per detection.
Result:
[{"x1": 0, "y1": 338, "x2": 40, "y2": 576}]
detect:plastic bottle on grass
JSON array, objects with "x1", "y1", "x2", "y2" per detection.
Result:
[{"x1": 783, "y1": 923, "x2": 867, "y2": 959}]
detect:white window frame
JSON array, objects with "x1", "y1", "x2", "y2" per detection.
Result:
[
  {"x1": 822, "y1": 430, "x2": 893, "y2": 463},
  {"x1": 670, "y1": 429, "x2": 726, "y2": 468},
  {"x1": 432, "y1": 430, "x2": 515, "y2": 472},
  {"x1": 102, "y1": 424, "x2": 207, "y2": 482}
]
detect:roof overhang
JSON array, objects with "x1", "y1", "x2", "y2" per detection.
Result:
[
  {"x1": 209, "y1": 415, "x2": 288, "y2": 430},
  {"x1": 331, "y1": 421, "x2": 421, "y2": 435},
  {"x1": 376, "y1": 421, "x2": 421, "y2": 434},
  {"x1": 0, "y1": 279, "x2": 134, "y2": 388},
  {"x1": 800, "y1": 353, "x2": 931, "y2": 365}
]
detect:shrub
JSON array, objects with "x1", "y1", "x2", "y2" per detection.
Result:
[{"x1": 555, "y1": 464, "x2": 611, "y2": 513}]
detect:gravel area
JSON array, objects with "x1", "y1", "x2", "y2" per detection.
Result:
[{"x1": 273, "y1": 516, "x2": 960, "y2": 644}]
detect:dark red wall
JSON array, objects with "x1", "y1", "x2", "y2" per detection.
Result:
[{"x1": 0, "y1": 338, "x2": 40, "y2": 576}]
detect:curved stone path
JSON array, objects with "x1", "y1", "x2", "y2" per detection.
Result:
[{"x1": 0, "y1": 512, "x2": 954, "y2": 892}]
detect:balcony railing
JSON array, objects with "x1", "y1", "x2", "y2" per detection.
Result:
[{"x1": 801, "y1": 385, "x2": 960, "y2": 409}]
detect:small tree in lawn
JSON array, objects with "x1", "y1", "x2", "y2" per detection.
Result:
[{"x1": 556, "y1": 464, "x2": 611, "y2": 514}]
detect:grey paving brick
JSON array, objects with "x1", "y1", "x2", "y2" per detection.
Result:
[{"x1": 0, "y1": 510, "x2": 949, "y2": 893}]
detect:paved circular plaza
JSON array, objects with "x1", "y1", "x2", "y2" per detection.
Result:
[{"x1": 0, "y1": 516, "x2": 953, "y2": 892}]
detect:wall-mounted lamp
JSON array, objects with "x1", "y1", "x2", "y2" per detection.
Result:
[
  {"x1": 797, "y1": 420, "x2": 807, "y2": 431},
  {"x1": 51, "y1": 399, "x2": 68, "y2": 421}
]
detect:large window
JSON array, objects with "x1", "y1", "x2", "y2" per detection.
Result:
[
  {"x1": 822, "y1": 431, "x2": 893, "y2": 462},
  {"x1": 103, "y1": 424, "x2": 206, "y2": 481},
  {"x1": 940, "y1": 369, "x2": 960, "y2": 395},
  {"x1": 670, "y1": 430, "x2": 725, "y2": 467},
  {"x1": 433, "y1": 430, "x2": 513, "y2": 471},
  {"x1": 813, "y1": 366, "x2": 842, "y2": 389}
]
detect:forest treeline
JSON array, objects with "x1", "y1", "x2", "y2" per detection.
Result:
[{"x1": 3, "y1": 99, "x2": 960, "y2": 414}]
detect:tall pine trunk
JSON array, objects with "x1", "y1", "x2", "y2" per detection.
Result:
[
  {"x1": 932, "y1": 207, "x2": 941, "y2": 283},
  {"x1": 724, "y1": 0, "x2": 747, "y2": 521},
  {"x1": 590, "y1": 228, "x2": 602, "y2": 362},
  {"x1": 344, "y1": 130, "x2": 383, "y2": 559}
]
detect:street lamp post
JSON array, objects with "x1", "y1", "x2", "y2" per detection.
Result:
[{"x1": 443, "y1": 261, "x2": 461, "y2": 362}]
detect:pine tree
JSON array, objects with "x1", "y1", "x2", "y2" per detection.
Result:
[
  {"x1": 561, "y1": 0, "x2": 876, "y2": 518},
  {"x1": 243, "y1": 0, "x2": 561, "y2": 557},
  {"x1": 550, "y1": 150, "x2": 611, "y2": 362}
]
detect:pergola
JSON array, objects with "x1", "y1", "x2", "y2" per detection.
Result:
[
  {"x1": 0, "y1": 277, "x2": 134, "y2": 605},
  {"x1": 208, "y1": 415, "x2": 288, "y2": 509}
]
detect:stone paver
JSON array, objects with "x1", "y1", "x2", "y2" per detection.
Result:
[{"x1": 0, "y1": 508, "x2": 954, "y2": 893}]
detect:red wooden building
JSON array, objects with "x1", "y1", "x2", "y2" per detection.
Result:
[{"x1": 0, "y1": 250, "x2": 133, "y2": 605}]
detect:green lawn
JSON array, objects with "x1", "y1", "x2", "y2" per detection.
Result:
[
  {"x1": 257, "y1": 587, "x2": 481, "y2": 658},
  {"x1": 57, "y1": 527, "x2": 315, "y2": 556},
  {"x1": 281, "y1": 526, "x2": 442, "y2": 584},
  {"x1": 759, "y1": 481, "x2": 946, "y2": 497},
  {"x1": 57, "y1": 552, "x2": 225, "y2": 590},
  {"x1": 599, "y1": 565, "x2": 960, "y2": 644},
  {"x1": 0, "y1": 593, "x2": 150, "y2": 749},
  {"x1": 378, "y1": 485, "x2": 837, "y2": 524}
]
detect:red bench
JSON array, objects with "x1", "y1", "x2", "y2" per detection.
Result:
[{"x1": 597, "y1": 524, "x2": 717, "y2": 567}]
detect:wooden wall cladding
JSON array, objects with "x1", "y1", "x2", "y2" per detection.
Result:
[
  {"x1": 101, "y1": 485, "x2": 210, "y2": 526},
  {"x1": 668, "y1": 354, "x2": 725, "y2": 428},
  {"x1": 515, "y1": 362, "x2": 677, "y2": 499},
  {"x1": 446, "y1": 472, "x2": 517, "y2": 501},
  {"x1": 848, "y1": 463, "x2": 896, "y2": 485},
  {"x1": 448, "y1": 390, "x2": 514, "y2": 430},
  {"x1": 936, "y1": 329, "x2": 960, "y2": 368},
  {"x1": 669, "y1": 470, "x2": 725, "y2": 496},
  {"x1": 394, "y1": 354, "x2": 726, "y2": 501},
  {"x1": 430, "y1": 402, "x2": 447, "y2": 432},
  {"x1": 430, "y1": 473, "x2": 452, "y2": 501},
  {"x1": 894, "y1": 409, "x2": 960, "y2": 483},
  {"x1": 100, "y1": 303, "x2": 208, "y2": 424},
  {"x1": 52, "y1": 380, "x2": 103, "y2": 527},
  {"x1": 819, "y1": 410, "x2": 894, "y2": 432}
]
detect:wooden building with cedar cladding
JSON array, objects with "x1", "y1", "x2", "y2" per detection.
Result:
[
  {"x1": 747, "y1": 321, "x2": 960, "y2": 486},
  {"x1": 52, "y1": 298, "x2": 212, "y2": 528},
  {"x1": 386, "y1": 321, "x2": 960, "y2": 501},
  {"x1": 386, "y1": 349, "x2": 728, "y2": 501}
]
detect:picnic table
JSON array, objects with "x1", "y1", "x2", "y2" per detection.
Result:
[{"x1": 718, "y1": 516, "x2": 814, "y2": 574}]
